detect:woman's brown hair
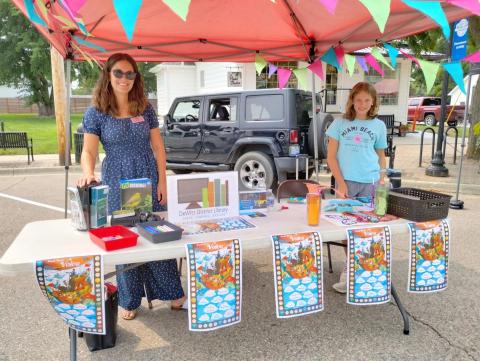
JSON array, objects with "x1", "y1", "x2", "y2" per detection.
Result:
[
  {"x1": 344, "y1": 82, "x2": 379, "y2": 121},
  {"x1": 92, "y1": 53, "x2": 148, "y2": 116}
]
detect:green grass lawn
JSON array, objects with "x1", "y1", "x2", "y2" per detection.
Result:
[
  {"x1": 0, "y1": 113, "x2": 85, "y2": 155},
  {"x1": 409, "y1": 123, "x2": 470, "y2": 139}
]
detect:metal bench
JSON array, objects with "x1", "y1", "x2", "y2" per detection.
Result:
[
  {"x1": 378, "y1": 114, "x2": 403, "y2": 137},
  {"x1": 0, "y1": 131, "x2": 34, "y2": 164}
]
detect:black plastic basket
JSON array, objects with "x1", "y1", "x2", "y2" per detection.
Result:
[{"x1": 387, "y1": 187, "x2": 451, "y2": 222}]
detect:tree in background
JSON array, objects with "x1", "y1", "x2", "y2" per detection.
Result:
[
  {"x1": 0, "y1": 1, "x2": 53, "y2": 116},
  {"x1": 406, "y1": 17, "x2": 479, "y2": 159},
  {"x1": 0, "y1": 2, "x2": 158, "y2": 116}
]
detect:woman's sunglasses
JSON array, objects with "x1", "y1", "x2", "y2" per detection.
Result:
[{"x1": 112, "y1": 69, "x2": 137, "y2": 80}]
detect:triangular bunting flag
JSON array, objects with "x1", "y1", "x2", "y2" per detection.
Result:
[
  {"x1": 293, "y1": 68, "x2": 309, "y2": 90},
  {"x1": 418, "y1": 59, "x2": 440, "y2": 94},
  {"x1": 359, "y1": 0, "x2": 391, "y2": 33},
  {"x1": 71, "y1": 42, "x2": 94, "y2": 68},
  {"x1": 73, "y1": 36, "x2": 106, "y2": 52},
  {"x1": 278, "y1": 68, "x2": 292, "y2": 89},
  {"x1": 334, "y1": 46, "x2": 345, "y2": 68},
  {"x1": 321, "y1": 48, "x2": 341, "y2": 71},
  {"x1": 384, "y1": 44, "x2": 399, "y2": 68},
  {"x1": 443, "y1": 62, "x2": 466, "y2": 94},
  {"x1": 399, "y1": 49, "x2": 420, "y2": 66},
  {"x1": 113, "y1": 0, "x2": 143, "y2": 42},
  {"x1": 307, "y1": 59, "x2": 325, "y2": 80},
  {"x1": 319, "y1": 0, "x2": 339, "y2": 14},
  {"x1": 255, "y1": 54, "x2": 268, "y2": 75},
  {"x1": 24, "y1": 0, "x2": 47, "y2": 27},
  {"x1": 163, "y1": 0, "x2": 191, "y2": 21},
  {"x1": 447, "y1": 0, "x2": 480, "y2": 16},
  {"x1": 36, "y1": 0, "x2": 50, "y2": 26},
  {"x1": 268, "y1": 63, "x2": 278, "y2": 78},
  {"x1": 356, "y1": 56, "x2": 369, "y2": 73},
  {"x1": 365, "y1": 54, "x2": 384, "y2": 76},
  {"x1": 344, "y1": 54, "x2": 356, "y2": 76},
  {"x1": 61, "y1": 0, "x2": 86, "y2": 17},
  {"x1": 463, "y1": 51, "x2": 480, "y2": 63},
  {"x1": 402, "y1": 0, "x2": 450, "y2": 39},
  {"x1": 371, "y1": 47, "x2": 394, "y2": 70}
]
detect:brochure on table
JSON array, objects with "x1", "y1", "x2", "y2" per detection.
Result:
[{"x1": 167, "y1": 171, "x2": 240, "y2": 224}]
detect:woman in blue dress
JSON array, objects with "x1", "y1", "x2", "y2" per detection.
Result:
[{"x1": 77, "y1": 53, "x2": 186, "y2": 320}]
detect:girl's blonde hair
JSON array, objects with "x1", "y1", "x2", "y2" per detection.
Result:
[
  {"x1": 92, "y1": 53, "x2": 148, "y2": 116},
  {"x1": 344, "y1": 82, "x2": 379, "y2": 120}
]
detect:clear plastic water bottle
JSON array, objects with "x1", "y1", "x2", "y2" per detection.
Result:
[
  {"x1": 266, "y1": 189, "x2": 275, "y2": 212},
  {"x1": 374, "y1": 183, "x2": 389, "y2": 216}
]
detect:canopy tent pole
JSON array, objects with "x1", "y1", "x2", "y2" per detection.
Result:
[
  {"x1": 64, "y1": 58, "x2": 72, "y2": 218},
  {"x1": 309, "y1": 40, "x2": 319, "y2": 182}
]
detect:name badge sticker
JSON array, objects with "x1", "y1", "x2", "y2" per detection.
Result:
[{"x1": 131, "y1": 116, "x2": 145, "y2": 123}]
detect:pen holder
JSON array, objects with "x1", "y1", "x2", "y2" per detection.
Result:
[{"x1": 136, "y1": 220, "x2": 183, "y2": 243}]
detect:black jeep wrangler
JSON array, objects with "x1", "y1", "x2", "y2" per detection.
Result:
[{"x1": 162, "y1": 88, "x2": 333, "y2": 190}]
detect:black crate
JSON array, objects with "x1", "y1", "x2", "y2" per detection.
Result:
[
  {"x1": 387, "y1": 188, "x2": 451, "y2": 222},
  {"x1": 136, "y1": 220, "x2": 183, "y2": 243}
]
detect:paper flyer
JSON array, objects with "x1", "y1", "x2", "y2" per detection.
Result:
[
  {"x1": 271, "y1": 232, "x2": 324, "y2": 318},
  {"x1": 346, "y1": 226, "x2": 391, "y2": 305},
  {"x1": 407, "y1": 219, "x2": 450, "y2": 293},
  {"x1": 35, "y1": 255, "x2": 106, "y2": 334},
  {"x1": 185, "y1": 239, "x2": 242, "y2": 331}
]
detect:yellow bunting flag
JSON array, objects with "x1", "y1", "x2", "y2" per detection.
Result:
[
  {"x1": 255, "y1": 54, "x2": 268, "y2": 75},
  {"x1": 418, "y1": 59, "x2": 440, "y2": 94},
  {"x1": 344, "y1": 54, "x2": 356, "y2": 76},
  {"x1": 359, "y1": 0, "x2": 391, "y2": 33},
  {"x1": 293, "y1": 68, "x2": 309, "y2": 90},
  {"x1": 163, "y1": 0, "x2": 191, "y2": 21},
  {"x1": 371, "y1": 47, "x2": 394, "y2": 70}
]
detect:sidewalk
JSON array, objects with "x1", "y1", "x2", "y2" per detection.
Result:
[{"x1": 1, "y1": 132, "x2": 479, "y2": 194}]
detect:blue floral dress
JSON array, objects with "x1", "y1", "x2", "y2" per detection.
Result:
[{"x1": 83, "y1": 104, "x2": 184, "y2": 310}]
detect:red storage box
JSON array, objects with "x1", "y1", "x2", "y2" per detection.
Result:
[{"x1": 89, "y1": 225, "x2": 138, "y2": 251}]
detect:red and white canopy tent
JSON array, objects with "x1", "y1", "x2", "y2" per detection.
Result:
[{"x1": 8, "y1": 0, "x2": 476, "y2": 202}]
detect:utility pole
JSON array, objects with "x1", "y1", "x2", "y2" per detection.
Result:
[{"x1": 50, "y1": 46, "x2": 69, "y2": 166}]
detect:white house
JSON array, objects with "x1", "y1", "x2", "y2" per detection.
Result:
[
  {"x1": 448, "y1": 74, "x2": 478, "y2": 106},
  {"x1": 151, "y1": 57, "x2": 413, "y2": 124}
]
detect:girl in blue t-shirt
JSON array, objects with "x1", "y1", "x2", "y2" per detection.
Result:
[{"x1": 325, "y1": 82, "x2": 388, "y2": 293}]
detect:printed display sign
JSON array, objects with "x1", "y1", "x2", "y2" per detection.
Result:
[
  {"x1": 346, "y1": 226, "x2": 391, "y2": 305},
  {"x1": 167, "y1": 172, "x2": 239, "y2": 224},
  {"x1": 35, "y1": 255, "x2": 106, "y2": 334},
  {"x1": 407, "y1": 220, "x2": 450, "y2": 293},
  {"x1": 185, "y1": 240, "x2": 242, "y2": 331},
  {"x1": 271, "y1": 232, "x2": 324, "y2": 318}
]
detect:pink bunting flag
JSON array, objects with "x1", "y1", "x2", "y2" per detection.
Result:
[
  {"x1": 447, "y1": 0, "x2": 480, "y2": 16},
  {"x1": 61, "y1": 0, "x2": 86, "y2": 18},
  {"x1": 277, "y1": 68, "x2": 292, "y2": 89},
  {"x1": 463, "y1": 51, "x2": 480, "y2": 63},
  {"x1": 365, "y1": 54, "x2": 384, "y2": 76},
  {"x1": 268, "y1": 63, "x2": 278, "y2": 78},
  {"x1": 334, "y1": 46, "x2": 345, "y2": 68},
  {"x1": 356, "y1": 56, "x2": 369, "y2": 73},
  {"x1": 318, "y1": 0, "x2": 339, "y2": 14},
  {"x1": 399, "y1": 49, "x2": 420, "y2": 66},
  {"x1": 307, "y1": 59, "x2": 325, "y2": 80}
]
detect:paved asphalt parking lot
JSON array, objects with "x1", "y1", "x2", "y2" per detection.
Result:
[{"x1": 0, "y1": 172, "x2": 479, "y2": 361}]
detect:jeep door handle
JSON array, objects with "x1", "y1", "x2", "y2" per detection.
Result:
[{"x1": 203, "y1": 130, "x2": 211, "y2": 136}]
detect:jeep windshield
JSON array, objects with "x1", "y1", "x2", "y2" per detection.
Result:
[{"x1": 296, "y1": 93, "x2": 321, "y2": 127}]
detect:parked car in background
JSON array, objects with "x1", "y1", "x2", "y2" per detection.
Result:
[
  {"x1": 407, "y1": 97, "x2": 464, "y2": 126},
  {"x1": 161, "y1": 89, "x2": 333, "y2": 190}
]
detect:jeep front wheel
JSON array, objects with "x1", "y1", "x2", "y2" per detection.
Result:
[{"x1": 234, "y1": 151, "x2": 276, "y2": 190}]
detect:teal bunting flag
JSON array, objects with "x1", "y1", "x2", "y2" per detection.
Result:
[
  {"x1": 443, "y1": 62, "x2": 466, "y2": 94},
  {"x1": 321, "y1": 48, "x2": 341, "y2": 71},
  {"x1": 24, "y1": 0, "x2": 46, "y2": 27},
  {"x1": 402, "y1": 0, "x2": 450, "y2": 39},
  {"x1": 113, "y1": 0, "x2": 143, "y2": 42},
  {"x1": 383, "y1": 44, "x2": 399, "y2": 69}
]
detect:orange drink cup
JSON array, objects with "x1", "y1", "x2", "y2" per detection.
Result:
[{"x1": 306, "y1": 192, "x2": 321, "y2": 226}]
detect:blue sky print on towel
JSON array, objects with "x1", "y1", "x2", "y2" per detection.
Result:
[
  {"x1": 271, "y1": 232, "x2": 323, "y2": 318},
  {"x1": 407, "y1": 220, "x2": 449, "y2": 293},
  {"x1": 35, "y1": 256, "x2": 105, "y2": 334},
  {"x1": 186, "y1": 239, "x2": 241, "y2": 331},
  {"x1": 347, "y1": 226, "x2": 391, "y2": 305}
]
